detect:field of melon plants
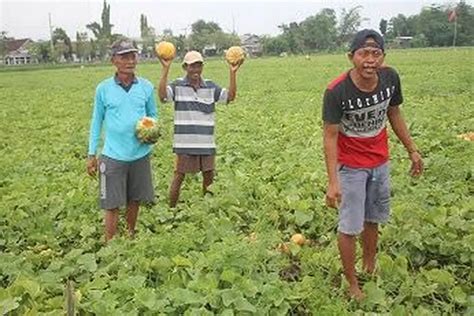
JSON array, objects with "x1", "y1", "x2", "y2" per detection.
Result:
[{"x1": 0, "y1": 48, "x2": 473, "y2": 315}]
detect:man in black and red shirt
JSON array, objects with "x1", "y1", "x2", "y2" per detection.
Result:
[{"x1": 322, "y1": 29, "x2": 424, "y2": 300}]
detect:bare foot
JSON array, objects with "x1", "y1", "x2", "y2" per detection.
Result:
[
  {"x1": 348, "y1": 285, "x2": 365, "y2": 302},
  {"x1": 363, "y1": 263, "x2": 376, "y2": 275}
]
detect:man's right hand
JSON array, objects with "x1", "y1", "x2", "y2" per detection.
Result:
[
  {"x1": 325, "y1": 181, "x2": 341, "y2": 209},
  {"x1": 87, "y1": 156, "x2": 98, "y2": 177},
  {"x1": 159, "y1": 57, "x2": 173, "y2": 69}
]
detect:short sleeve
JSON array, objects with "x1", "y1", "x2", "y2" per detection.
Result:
[
  {"x1": 322, "y1": 89, "x2": 343, "y2": 124},
  {"x1": 167, "y1": 81, "x2": 176, "y2": 101},
  {"x1": 389, "y1": 70, "x2": 403, "y2": 106},
  {"x1": 212, "y1": 83, "x2": 228, "y2": 103}
]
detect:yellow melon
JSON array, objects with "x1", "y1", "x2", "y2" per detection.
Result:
[
  {"x1": 290, "y1": 233, "x2": 306, "y2": 246},
  {"x1": 225, "y1": 46, "x2": 245, "y2": 65},
  {"x1": 155, "y1": 41, "x2": 176, "y2": 60}
]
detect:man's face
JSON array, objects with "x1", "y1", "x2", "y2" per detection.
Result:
[
  {"x1": 349, "y1": 38, "x2": 385, "y2": 80},
  {"x1": 112, "y1": 52, "x2": 138, "y2": 74},
  {"x1": 184, "y1": 62, "x2": 203, "y2": 81}
]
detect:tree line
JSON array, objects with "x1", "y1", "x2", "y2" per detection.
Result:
[{"x1": 0, "y1": 0, "x2": 473, "y2": 63}]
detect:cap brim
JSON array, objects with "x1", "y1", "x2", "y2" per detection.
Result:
[
  {"x1": 183, "y1": 58, "x2": 204, "y2": 65},
  {"x1": 114, "y1": 48, "x2": 138, "y2": 55}
]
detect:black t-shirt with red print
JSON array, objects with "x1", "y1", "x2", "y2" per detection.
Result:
[{"x1": 323, "y1": 67, "x2": 403, "y2": 168}]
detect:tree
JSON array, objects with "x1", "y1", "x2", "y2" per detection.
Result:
[
  {"x1": 189, "y1": 20, "x2": 223, "y2": 52},
  {"x1": 262, "y1": 35, "x2": 289, "y2": 55},
  {"x1": 300, "y1": 9, "x2": 338, "y2": 51},
  {"x1": 86, "y1": 0, "x2": 114, "y2": 58},
  {"x1": 338, "y1": 6, "x2": 366, "y2": 45},
  {"x1": 416, "y1": 5, "x2": 451, "y2": 46},
  {"x1": 140, "y1": 14, "x2": 156, "y2": 57},
  {"x1": 52, "y1": 28, "x2": 73, "y2": 61},
  {"x1": 451, "y1": 1, "x2": 474, "y2": 46},
  {"x1": 76, "y1": 32, "x2": 91, "y2": 62},
  {"x1": 379, "y1": 19, "x2": 388, "y2": 37},
  {"x1": 0, "y1": 31, "x2": 13, "y2": 57},
  {"x1": 29, "y1": 41, "x2": 53, "y2": 63},
  {"x1": 278, "y1": 22, "x2": 304, "y2": 53}
]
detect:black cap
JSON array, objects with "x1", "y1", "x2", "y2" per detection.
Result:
[{"x1": 349, "y1": 29, "x2": 384, "y2": 53}]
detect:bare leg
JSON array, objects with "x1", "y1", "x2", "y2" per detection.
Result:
[
  {"x1": 338, "y1": 232, "x2": 365, "y2": 301},
  {"x1": 104, "y1": 208, "x2": 120, "y2": 242},
  {"x1": 169, "y1": 172, "x2": 185, "y2": 207},
  {"x1": 126, "y1": 201, "x2": 139, "y2": 238},
  {"x1": 202, "y1": 170, "x2": 214, "y2": 195},
  {"x1": 361, "y1": 222, "x2": 378, "y2": 274}
]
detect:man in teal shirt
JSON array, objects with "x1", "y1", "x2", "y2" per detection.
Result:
[{"x1": 87, "y1": 38, "x2": 158, "y2": 242}]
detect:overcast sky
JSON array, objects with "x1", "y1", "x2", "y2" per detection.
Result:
[{"x1": 0, "y1": 0, "x2": 465, "y2": 41}]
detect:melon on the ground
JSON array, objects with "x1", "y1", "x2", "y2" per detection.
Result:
[
  {"x1": 290, "y1": 233, "x2": 306, "y2": 246},
  {"x1": 155, "y1": 41, "x2": 176, "y2": 60}
]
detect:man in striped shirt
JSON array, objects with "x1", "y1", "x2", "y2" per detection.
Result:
[{"x1": 158, "y1": 51, "x2": 242, "y2": 207}]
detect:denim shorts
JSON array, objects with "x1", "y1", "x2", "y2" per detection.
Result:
[{"x1": 338, "y1": 162, "x2": 390, "y2": 235}]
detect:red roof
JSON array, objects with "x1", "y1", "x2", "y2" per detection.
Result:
[{"x1": 6, "y1": 39, "x2": 31, "y2": 53}]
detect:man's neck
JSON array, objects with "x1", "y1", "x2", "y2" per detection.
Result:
[
  {"x1": 349, "y1": 69, "x2": 378, "y2": 92},
  {"x1": 187, "y1": 76, "x2": 201, "y2": 89},
  {"x1": 116, "y1": 72, "x2": 135, "y2": 86}
]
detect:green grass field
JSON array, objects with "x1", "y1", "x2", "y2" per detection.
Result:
[{"x1": 1, "y1": 48, "x2": 473, "y2": 315}]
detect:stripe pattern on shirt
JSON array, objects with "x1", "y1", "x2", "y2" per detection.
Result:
[{"x1": 168, "y1": 77, "x2": 227, "y2": 155}]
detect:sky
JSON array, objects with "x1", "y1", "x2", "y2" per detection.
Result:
[{"x1": 0, "y1": 0, "x2": 466, "y2": 41}]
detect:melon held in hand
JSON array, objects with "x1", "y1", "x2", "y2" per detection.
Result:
[
  {"x1": 136, "y1": 117, "x2": 160, "y2": 144},
  {"x1": 155, "y1": 41, "x2": 176, "y2": 60},
  {"x1": 225, "y1": 46, "x2": 245, "y2": 65}
]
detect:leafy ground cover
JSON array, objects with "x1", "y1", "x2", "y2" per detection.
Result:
[{"x1": 0, "y1": 48, "x2": 473, "y2": 315}]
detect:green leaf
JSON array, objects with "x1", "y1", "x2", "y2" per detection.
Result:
[
  {"x1": 220, "y1": 289, "x2": 241, "y2": 307},
  {"x1": 450, "y1": 286, "x2": 467, "y2": 305},
  {"x1": 423, "y1": 268, "x2": 455, "y2": 288},
  {"x1": 363, "y1": 281, "x2": 386, "y2": 307},
  {"x1": 234, "y1": 297, "x2": 256, "y2": 312},
  {"x1": 294, "y1": 209, "x2": 313, "y2": 226},
  {"x1": 77, "y1": 253, "x2": 97, "y2": 272},
  {"x1": 220, "y1": 269, "x2": 238, "y2": 283},
  {"x1": 135, "y1": 288, "x2": 157, "y2": 310},
  {"x1": 172, "y1": 255, "x2": 193, "y2": 267},
  {"x1": 220, "y1": 309, "x2": 234, "y2": 316},
  {"x1": 12, "y1": 275, "x2": 41, "y2": 298},
  {"x1": 171, "y1": 288, "x2": 202, "y2": 306},
  {"x1": 0, "y1": 297, "x2": 20, "y2": 314}
]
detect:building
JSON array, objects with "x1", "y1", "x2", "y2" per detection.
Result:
[
  {"x1": 2, "y1": 39, "x2": 35, "y2": 65},
  {"x1": 240, "y1": 34, "x2": 263, "y2": 57}
]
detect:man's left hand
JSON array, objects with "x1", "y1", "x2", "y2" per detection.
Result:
[
  {"x1": 229, "y1": 60, "x2": 243, "y2": 73},
  {"x1": 409, "y1": 151, "x2": 424, "y2": 177}
]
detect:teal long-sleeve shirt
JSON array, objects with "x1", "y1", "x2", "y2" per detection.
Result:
[{"x1": 88, "y1": 76, "x2": 159, "y2": 162}]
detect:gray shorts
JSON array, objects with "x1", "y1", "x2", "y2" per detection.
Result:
[
  {"x1": 98, "y1": 155, "x2": 155, "y2": 210},
  {"x1": 338, "y1": 162, "x2": 390, "y2": 235}
]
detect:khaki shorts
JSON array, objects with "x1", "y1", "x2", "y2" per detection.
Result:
[{"x1": 175, "y1": 154, "x2": 215, "y2": 174}]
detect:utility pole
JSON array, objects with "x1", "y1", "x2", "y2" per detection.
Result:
[
  {"x1": 453, "y1": 14, "x2": 458, "y2": 47},
  {"x1": 48, "y1": 13, "x2": 55, "y2": 57}
]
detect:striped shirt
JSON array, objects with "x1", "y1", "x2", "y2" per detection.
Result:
[{"x1": 166, "y1": 77, "x2": 228, "y2": 155}]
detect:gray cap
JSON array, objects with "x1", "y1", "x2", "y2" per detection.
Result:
[
  {"x1": 111, "y1": 38, "x2": 138, "y2": 55},
  {"x1": 349, "y1": 29, "x2": 384, "y2": 53}
]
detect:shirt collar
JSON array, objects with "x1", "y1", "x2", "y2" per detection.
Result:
[
  {"x1": 182, "y1": 76, "x2": 207, "y2": 88},
  {"x1": 114, "y1": 74, "x2": 138, "y2": 87}
]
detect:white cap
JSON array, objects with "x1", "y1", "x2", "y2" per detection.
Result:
[{"x1": 183, "y1": 50, "x2": 204, "y2": 65}]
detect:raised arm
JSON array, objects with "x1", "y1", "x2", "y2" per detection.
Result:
[
  {"x1": 226, "y1": 62, "x2": 242, "y2": 103},
  {"x1": 158, "y1": 58, "x2": 173, "y2": 103}
]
